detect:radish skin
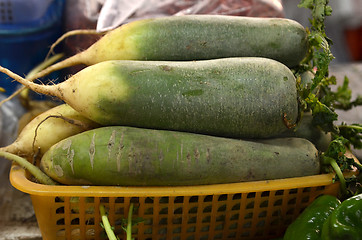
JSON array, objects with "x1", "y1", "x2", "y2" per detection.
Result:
[
  {"x1": 0, "y1": 58, "x2": 299, "y2": 139},
  {"x1": 40, "y1": 126, "x2": 320, "y2": 186},
  {"x1": 0, "y1": 104, "x2": 99, "y2": 158},
  {"x1": 25, "y1": 15, "x2": 308, "y2": 81}
]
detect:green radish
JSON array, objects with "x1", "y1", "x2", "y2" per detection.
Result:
[
  {"x1": 278, "y1": 112, "x2": 332, "y2": 151},
  {"x1": 27, "y1": 15, "x2": 308, "y2": 81},
  {"x1": 0, "y1": 57, "x2": 299, "y2": 139},
  {"x1": 0, "y1": 104, "x2": 99, "y2": 158},
  {"x1": 40, "y1": 126, "x2": 320, "y2": 186}
]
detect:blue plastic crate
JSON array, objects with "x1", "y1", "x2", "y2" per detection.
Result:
[{"x1": 0, "y1": 0, "x2": 65, "y2": 96}]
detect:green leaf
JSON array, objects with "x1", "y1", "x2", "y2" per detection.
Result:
[
  {"x1": 298, "y1": 0, "x2": 314, "y2": 9},
  {"x1": 338, "y1": 123, "x2": 362, "y2": 149},
  {"x1": 297, "y1": 0, "x2": 361, "y2": 198}
]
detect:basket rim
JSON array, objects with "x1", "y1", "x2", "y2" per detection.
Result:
[{"x1": 9, "y1": 164, "x2": 338, "y2": 197}]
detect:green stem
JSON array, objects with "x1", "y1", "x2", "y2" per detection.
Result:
[
  {"x1": 127, "y1": 203, "x2": 134, "y2": 240},
  {"x1": 324, "y1": 156, "x2": 347, "y2": 196},
  {"x1": 100, "y1": 205, "x2": 118, "y2": 240},
  {"x1": 338, "y1": 124, "x2": 362, "y2": 131},
  {"x1": 0, "y1": 151, "x2": 57, "y2": 185}
]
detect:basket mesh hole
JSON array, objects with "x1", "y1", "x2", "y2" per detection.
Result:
[
  {"x1": 246, "y1": 201, "x2": 254, "y2": 209},
  {"x1": 173, "y1": 217, "x2": 182, "y2": 224},
  {"x1": 261, "y1": 191, "x2": 270, "y2": 197},
  {"x1": 243, "y1": 221, "x2": 251, "y2": 228},
  {"x1": 258, "y1": 210, "x2": 267, "y2": 218},
  {"x1": 86, "y1": 228, "x2": 95, "y2": 236},
  {"x1": 188, "y1": 216, "x2": 196, "y2": 224},
  {"x1": 56, "y1": 206, "x2": 64, "y2": 214},
  {"x1": 316, "y1": 186, "x2": 326, "y2": 191},
  {"x1": 244, "y1": 212, "x2": 253, "y2": 219},
  {"x1": 56, "y1": 229, "x2": 65, "y2": 237},
  {"x1": 189, "y1": 206, "x2": 198, "y2": 213},
  {"x1": 145, "y1": 197, "x2": 154, "y2": 203},
  {"x1": 100, "y1": 197, "x2": 109, "y2": 203},
  {"x1": 115, "y1": 207, "x2": 124, "y2": 214},
  {"x1": 84, "y1": 197, "x2": 94, "y2": 203},
  {"x1": 174, "y1": 196, "x2": 184, "y2": 203},
  {"x1": 257, "y1": 220, "x2": 265, "y2": 227},
  {"x1": 173, "y1": 227, "x2": 181, "y2": 233},
  {"x1": 233, "y1": 193, "x2": 241, "y2": 200},
  {"x1": 159, "y1": 218, "x2": 168, "y2": 225},
  {"x1": 241, "y1": 231, "x2": 250, "y2": 237},
  {"x1": 144, "y1": 207, "x2": 153, "y2": 215},
  {"x1": 71, "y1": 218, "x2": 80, "y2": 225},
  {"x1": 214, "y1": 232, "x2": 223, "y2": 238},
  {"x1": 268, "y1": 229, "x2": 277, "y2": 236},
  {"x1": 56, "y1": 218, "x2": 65, "y2": 225},
  {"x1": 70, "y1": 206, "x2": 79, "y2": 214},
  {"x1": 160, "y1": 207, "x2": 168, "y2": 214},
  {"x1": 272, "y1": 210, "x2": 281, "y2": 217},
  {"x1": 288, "y1": 198, "x2": 296, "y2": 205},
  {"x1": 85, "y1": 217, "x2": 94, "y2": 225},
  {"x1": 228, "y1": 231, "x2": 237, "y2": 237},
  {"x1": 187, "y1": 226, "x2": 196, "y2": 233},
  {"x1": 71, "y1": 228, "x2": 80, "y2": 236},
  {"x1": 270, "y1": 218, "x2": 280, "y2": 226},
  {"x1": 216, "y1": 215, "x2": 225, "y2": 222},
  {"x1": 303, "y1": 187, "x2": 311, "y2": 192},
  {"x1": 260, "y1": 200, "x2": 269, "y2": 208},
  {"x1": 286, "y1": 208, "x2": 295, "y2": 215},
  {"x1": 85, "y1": 206, "x2": 95, "y2": 214},
  {"x1": 273, "y1": 199, "x2": 283, "y2": 206},
  {"x1": 143, "y1": 218, "x2": 152, "y2": 225},
  {"x1": 203, "y1": 205, "x2": 212, "y2": 213},
  {"x1": 247, "y1": 192, "x2": 255, "y2": 198},
  {"x1": 203, "y1": 195, "x2": 213, "y2": 202},
  {"x1": 289, "y1": 188, "x2": 298, "y2": 194},
  {"x1": 200, "y1": 235, "x2": 209, "y2": 240},
  {"x1": 55, "y1": 196, "x2": 64, "y2": 202},
  {"x1": 159, "y1": 197, "x2": 168, "y2": 203},
  {"x1": 255, "y1": 229, "x2": 264, "y2": 236},
  {"x1": 202, "y1": 215, "x2": 211, "y2": 223},
  {"x1": 115, "y1": 197, "x2": 124, "y2": 203},
  {"x1": 229, "y1": 222, "x2": 238, "y2": 230},
  {"x1": 189, "y1": 196, "x2": 198, "y2": 202},
  {"x1": 275, "y1": 190, "x2": 284, "y2": 196},
  {"x1": 232, "y1": 203, "x2": 240, "y2": 210},
  {"x1": 218, "y1": 204, "x2": 226, "y2": 212},
  {"x1": 231, "y1": 213, "x2": 239, "y2": 220},
  {"x1": 302, "y1": 196, "x2": 310, "y2": 203},
  {"x1": 201, "y1": 225, "x2": 210, "y2": 232},
  {"x1": 218, "y1": 194, "x2": 227, "y2": 201},
  {"x1": 174, "y1": 207, "x2": 182, "y2": 214}
]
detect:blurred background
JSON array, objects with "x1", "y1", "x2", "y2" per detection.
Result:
[{"x1": 283, "y1": 0, "x2": 362, "y2": 63}]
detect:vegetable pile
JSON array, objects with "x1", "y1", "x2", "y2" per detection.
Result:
[
  {"x1": 0, "y1": 0, "x2": 360, "y2": 192},
  {"x1": 0, "y1": 0, "x2": 361, "y2": 238}
]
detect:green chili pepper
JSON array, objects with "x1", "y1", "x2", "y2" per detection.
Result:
[
  {"x1": 321, "y1": 193, "x2": 362, "y2": 240},
  {"x1": 283, "y1": 195, "x2": 341, "y2": 240}
]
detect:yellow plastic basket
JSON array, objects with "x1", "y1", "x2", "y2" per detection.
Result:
[{"x1": 9, "y1": 164, "x2": 342, "y2": 240}]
